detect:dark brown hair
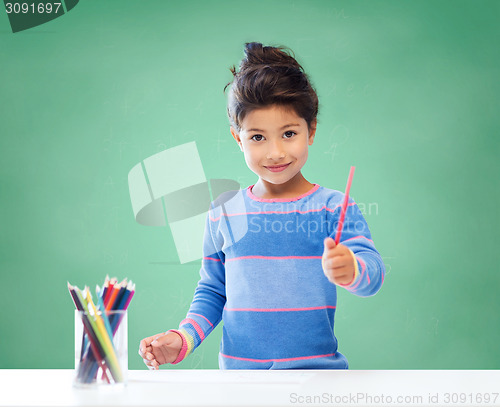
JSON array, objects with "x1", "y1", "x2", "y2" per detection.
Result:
[{"x1": 225, "y1": 42, "x2": 319, "y2": 132}]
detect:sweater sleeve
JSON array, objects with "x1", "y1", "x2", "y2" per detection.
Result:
[
  {"x1": 170, "y1": 208, "x2": 226, "y2": 364},
  {"x1": 328, "y1": 196, "x2": 385, "y2": 298}
]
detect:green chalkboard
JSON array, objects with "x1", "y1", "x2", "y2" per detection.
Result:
[{"x1": 0, "y1": 0, "x2": 499, "y2": 370}]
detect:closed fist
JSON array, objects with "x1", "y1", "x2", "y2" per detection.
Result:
[
  {"x1": 138, "y1": 331, "x2": 183, "y2": 370},
  {"x1": 322, "y1": 237, "x2": 356, "y2": 286}
]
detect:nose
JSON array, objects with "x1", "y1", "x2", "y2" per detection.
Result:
[{"x1": 266, "y1": 139, "x2": 285, "y2": 160}]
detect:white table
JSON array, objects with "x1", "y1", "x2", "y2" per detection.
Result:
[{"x1": 1, "y1": 369, "x2": 499, "y2": 406}]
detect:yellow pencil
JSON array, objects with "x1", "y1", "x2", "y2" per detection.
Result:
[{"x1": 85, "y1": 289, "x2": 123, "y2": 383}]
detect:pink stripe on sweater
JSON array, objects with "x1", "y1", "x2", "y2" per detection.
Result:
[
  {"x1": 343, "y1": 235, "x2": 374, "y2": 244},
  {"x1": 209, "y1": 202, "x2": 357, "y2": 222},
  {"x1": 180, "y1": 318, "x2": 205, "y2": 341},
  {"x1": 188, "y1": 313, "x2": 214, "y2": 328},
  {"x1": 224, "y1": 306, "x2": 336, "y2": 312},
  {"x1": 247, "y1": 184, "x2": 320, "y2": 202},
  {"x1": 226, "y1": 255, "x2": 322, "y2": 262},
  {"x1": 220, "y1": 352, "x2": 336, "y2": 363}
]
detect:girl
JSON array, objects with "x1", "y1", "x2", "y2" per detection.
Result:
[{"x1": 139, "y1": 42, "x2": 385, "y2": 369}]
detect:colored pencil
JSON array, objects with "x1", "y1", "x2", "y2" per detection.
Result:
[
  {"x1": 101, "y1": 276, "x2": 110, "y2": 303},
  {"x1": 111, "y1": 280, "x2": 127, "y2": 311},
  {"x1": 85, "y1": 289, "x2": 123, "y2": 383},
  {"x1": 103, "y1": 277, "x2": 116, "y2": 307},
  {"x1": 91, "y1": 280, "x2": 133, "y2": 382},
  {"x1": 105, "y1": 279, "x2": 124, "y2": 311},
  {"x1": 123, "y1": 284, "x2": 135, "y2": 310},
  {"x1": 67, "y1": 283, "x2": 111, "y2": 383},
  {"x1": 334, "y1": 166, "x2": 356, "y2": 245},
  {"x1": 96, "y1": 285, "x2": 113, "y2": 338},
  {"x1": 80, "y1": 287, "x2": 119, "y2": 383},
  {"x1": 116, "y1": 281, "x2": 132, "y2": 310},
  {"x1": 68, "y1": 277, "x2": 135, "y2": 384}
]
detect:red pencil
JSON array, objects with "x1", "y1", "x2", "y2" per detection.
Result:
[
  {"x1": 103, "y1": 277, "x2": 117, "y2": 307},
  {"x1": 334, "y1": 166, "x2": 356, "y2": 244}
]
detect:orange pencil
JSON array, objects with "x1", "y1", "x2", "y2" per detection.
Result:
[{"x1": 105, "y1": 279, "x2": 126, "y2": 311}]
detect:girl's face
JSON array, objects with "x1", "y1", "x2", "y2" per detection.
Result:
[{"x1": 231, "y1": 105, "x2": 316, "y2": 190}]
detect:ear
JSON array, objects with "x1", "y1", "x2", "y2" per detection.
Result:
[
  {"x1": 230, "y1": 126, "x2": 243, "y2": 151},
  {"x1": 308, "y1": 119, "x2": 317, "y2": 145}
]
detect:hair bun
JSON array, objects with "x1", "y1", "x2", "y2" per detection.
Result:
[{"x1": 241, "y1": 42, "x2": 302, "y2": 71}]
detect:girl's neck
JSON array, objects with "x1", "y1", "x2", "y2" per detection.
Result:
[{"x1": 251, "y1": 173, "x2": 315, "y2": 200}]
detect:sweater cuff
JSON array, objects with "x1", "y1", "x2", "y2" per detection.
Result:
[
  {"x1": 168, "y1": 329, "x2": 188, "y2": 364},
  {"x1": 337, "y1": 249, "x2": 360, "y2": 289}
]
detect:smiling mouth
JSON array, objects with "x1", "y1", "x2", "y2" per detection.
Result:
[{"x1": 265, "y1": 163, "x2": 291, "y2": 172}]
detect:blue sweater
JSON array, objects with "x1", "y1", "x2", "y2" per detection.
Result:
[{"x1": 170, "y1": 184, "x2": 385, "y2": 369}]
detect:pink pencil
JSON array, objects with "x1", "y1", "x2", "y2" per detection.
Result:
[{"x1": 334, "y1": 166, "x2": 356, "y2": 244}]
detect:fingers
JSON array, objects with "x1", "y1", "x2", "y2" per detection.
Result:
[
  {"x1": 323, "y1": 239, "x2": 349, "y2": 261},
  {"x1": 139, "y1": 334, "x2": 161, "y2": 354},
  {"x1": 140, "y1": 349, "x2": 156, "y2": 369},
  {"x1": 138, "y1": 331, "x2": 182, "y2": 369},
  {"x1": 322, "y1": 239, "x2": 355, "y2": 285},
  {"x1": 143, "y1": 357, "x2": 159, "y2": 370},
  {"x1": 323, "y1": 237, "x2": 336, "y2": 251},
  {"x1": 139, "y1": 337, "x2": 152, "y2": 358},
  {"x1": 322, "y1": 253, "x2": 349, "y2": 271},
  {"x1": 143, "y1": 358, "x2": 159, "y2": 370},
  {"x1": 138, "y1": 338, "x2": 151, "y2": 359},
  {"x1": 138, "y1": 333, "x2": 166, "y2": 369},
  {"x1": 138, "y1": 345, "x2": 157, "y2": 368},
  {"x1": 323, "y1": 260, "x2": 353, "y2": 285}
]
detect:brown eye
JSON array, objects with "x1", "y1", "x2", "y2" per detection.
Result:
[
  {"x1": 251, "y1": 134, "x2": 264, "y2": 141},
  {"x1": 284, "y1": 131, "x2": 296, "y2": 138}
]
